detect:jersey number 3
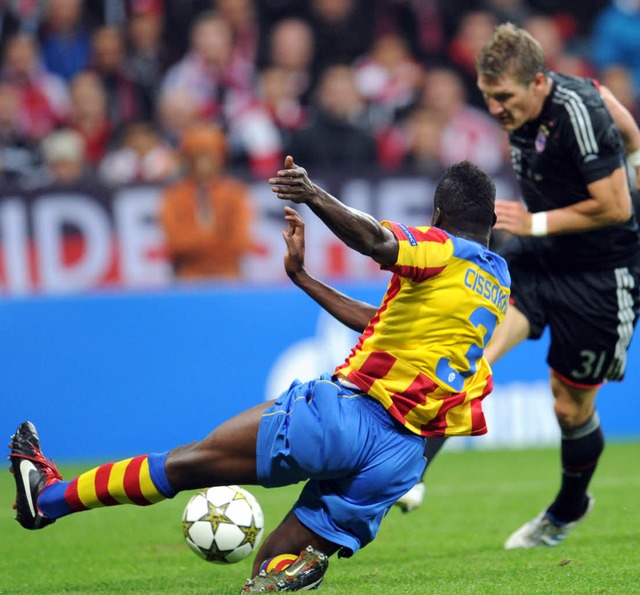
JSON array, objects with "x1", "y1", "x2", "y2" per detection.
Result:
[{"x1": 435, "y1": 307, "x2": 498, "y2": 392}]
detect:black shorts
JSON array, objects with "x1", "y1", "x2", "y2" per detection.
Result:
[{"x1": 500, "y1": 236, "x2": 640, "y2": 387}]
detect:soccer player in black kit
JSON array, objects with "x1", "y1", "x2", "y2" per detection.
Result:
[
  {"x1": 476, "y1": 23, "x2": 640, "y2": 548},
  {"x1": 396, "y1": 23, "x2": 640, "y2": 545}
]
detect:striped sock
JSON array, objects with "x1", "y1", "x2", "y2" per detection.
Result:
[{"x1": 38, "y1": 452, "x2": 176, "y2": 520}]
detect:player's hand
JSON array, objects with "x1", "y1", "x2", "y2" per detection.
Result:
[
  {"x1": 494, "y1": 200, "x2": 534, "y2": 236},
  {"x1": 282, "y1": 206, "x2": 306, "y2": 280},
  {"x1": 269, "y1": 155, "x2": 317, "y2": 205}
]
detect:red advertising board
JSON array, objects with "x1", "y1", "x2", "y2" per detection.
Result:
[{"x1": 0, "y1": 172, "x2": 519, "y2": 295}]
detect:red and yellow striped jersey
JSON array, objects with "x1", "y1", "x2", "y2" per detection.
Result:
[{"x1": 335, "y1": 222, "x2": 511, "y2": 437}]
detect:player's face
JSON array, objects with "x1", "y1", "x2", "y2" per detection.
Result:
[{"x1": 477, "y1": 72, "x2": 547, "y2": 131}]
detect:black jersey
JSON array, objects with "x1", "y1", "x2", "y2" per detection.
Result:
[{"x1": 507, "y1": 71, "x2": 640, "y2": 271}]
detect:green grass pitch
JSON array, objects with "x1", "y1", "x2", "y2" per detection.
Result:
[{"x1": 2, "y1": 443, "x2": 639, "y2": 594}]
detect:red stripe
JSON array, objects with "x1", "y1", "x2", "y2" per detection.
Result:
[
  {"x1": 386, "y1": 222, "x2": 448, "y2": 245},
  {"x1": 391, "y1": 264, "x2": 446, "y2": 282},
  {"x1": 391, "y1": 373, "x2": 438, "y2": 420},
  {"x1": 64, "y1": 477, "x2": 89, "y2": 512},
  {"x1": 563, "y1": 459, "x2": 599, "y2": 472},
  {"x1": 385, "y1": 401, "x2": 406, "y2": 429},
  {"x1": 361, "y1": 274, "x2": 400, "y2": 340},
  {"x1": 94, "y1": 462, "x2": 120, "y2": 507},
  {"x1": 396, "y1": 226, "x2": 448, "y2": 244},
  {"x1": 384, "y1": 224, "x2": 449, "y2": 282},
  {"x1": 468, "y1": 376, "x2": 492, "y2": 435},
  {"x1": 469, "y1": 398, "x2": 487, "y2": 436},
  {"x1": 385, "y1": 221, "x2": 404, "y2": 240},
  {"x1": 422, "y1": 392, "x2": 467, "y2": 435},
  {"x1": 347, "y1": 351, "x2": 397, "y2": 392},
  {"x1": 359, "y1": 351, "x2": 397, "y2": 377},
  {"x1": 552, "y1": 368, "x2": 603, "y2": 390},
  {"x1": 413, "y1": 264, "x2": 446, "y2": 282},
  {"x1": 336, "y1": 276, "x2": 401, "y2": 378},
  {"x1": 123, "y1": 456, "x2": 152, "y2": 506},
  {"x1": 421, "y1": 227, "x2": 449, "y2": 243}
]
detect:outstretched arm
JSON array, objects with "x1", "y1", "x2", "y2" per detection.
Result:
[
  {"x1": 269, "y1": 156, "x2": 399, "y2": 267},
  {"x1": 282, "y1": 206, "x2": 378, "y2": 333}
]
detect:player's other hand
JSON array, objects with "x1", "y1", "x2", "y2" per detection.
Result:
[
  {"x1": 269, "y1": 155, "x2": 317, "y2": 205},
  {"x1": 282, "y1": 206, "x2": 306, "y2": 281},
  {"x1": 494, "y1": 200, "x2": 533, "y2": 236}
]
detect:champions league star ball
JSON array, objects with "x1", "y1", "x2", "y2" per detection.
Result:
[{"x1": 182, "y1": 485, "x2": 265, "y2": 564}]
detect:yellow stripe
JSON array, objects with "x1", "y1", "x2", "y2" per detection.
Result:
[
  {"x1": 107, "y1": 457, "x2": 134, "y2": 504},
  {"x1": 76, "y1": 466, "x2": 100, "y2": 508},
  {"x1": 139, "y1": 457, "x2": 166, "y2": 504}
]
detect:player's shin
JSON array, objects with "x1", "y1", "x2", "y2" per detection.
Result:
[
  {"x1": 547, "y1": 411, "x2": 604, "y2": 523},
  {"x1": 38, "y1": 452, "x2": 175, "y2": 520}
]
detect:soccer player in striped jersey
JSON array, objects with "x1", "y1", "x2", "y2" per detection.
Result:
[
  {"x1": 9, "y1": 158, "x2": 508, "y2": 592},
  {"x1": 395, "y1": 23, "x2": 640, "y2": 547}
]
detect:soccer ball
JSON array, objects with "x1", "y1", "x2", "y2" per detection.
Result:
[{"x1": 182, "y1": 485, "x2": 265, "y2": 564}]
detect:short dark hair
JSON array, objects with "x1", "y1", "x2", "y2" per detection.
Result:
[
  {"x1": 434, "y1": 161, "x2": 496, "y2": 234},
  {"x1": 476, "y1": 22, "x2": 547, "y2": 85}
]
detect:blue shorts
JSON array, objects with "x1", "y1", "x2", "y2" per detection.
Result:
[{"x1": 256, "y1": 373, "x2": 427, "y2": 556}]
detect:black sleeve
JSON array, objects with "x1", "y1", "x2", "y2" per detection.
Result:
[{"x1": 558, "y1": 90, "x2": 624, "y2": 185}]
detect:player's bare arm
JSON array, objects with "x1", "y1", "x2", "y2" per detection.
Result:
[
  {"x1": 270, "y1": 155, "x2": 398, "y2": 267},
  {"x1": 282, "y1": 206, "x2": 378, "y2": 333},
  {"x1": 495, "y1": 166, "x2": 632, "y2": 236},
  {"x1": 600, "y1": 84, "x2": 640, "y2": 188}
]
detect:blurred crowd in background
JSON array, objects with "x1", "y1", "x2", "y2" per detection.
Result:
[{"x1": 0, "y1": 0, "x2": 638, "y2": 190}]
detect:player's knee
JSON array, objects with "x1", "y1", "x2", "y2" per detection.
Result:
[
  {"x1": 550, "y1": 374, "x2": 596, "y2": 428},
  {"x1": 552, "y1": 395, "x2": 595, "y2": 429},
  {"x1": 553, "y1": 400, "x2": 579, "y2": 428}
]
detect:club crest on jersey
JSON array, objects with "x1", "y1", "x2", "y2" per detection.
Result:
[{"x1": 535, "y1": 124, "x2": 549, "y2": 152}]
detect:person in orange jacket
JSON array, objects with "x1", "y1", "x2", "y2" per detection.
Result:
[{"x1": 159, "y1": 123, "x2": 253, "y2": 279}]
